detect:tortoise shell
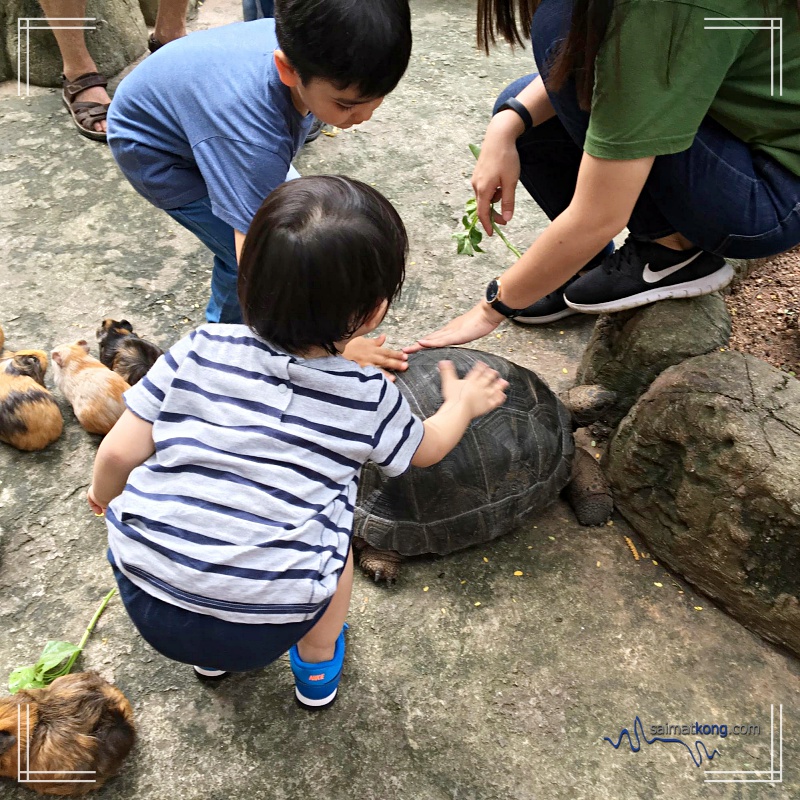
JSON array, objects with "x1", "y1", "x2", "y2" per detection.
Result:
[{"x1": 354, "y1": 347, "x2": 574, "y2": 556}]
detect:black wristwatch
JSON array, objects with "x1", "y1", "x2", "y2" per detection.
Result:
[
  {"x1": 494, "y1": 97, "x2": 533, "y2": 132},
  {"x1": 485, "y1": 278, "x2": 523, "y2": 318}
]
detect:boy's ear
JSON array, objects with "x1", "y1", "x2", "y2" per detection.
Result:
[
  {"x1": 274, "y1": 50, "x2": 300, "y2": 88},
  {"x1": 364, "y1": 299, "x2": 390, "y2": 332}
]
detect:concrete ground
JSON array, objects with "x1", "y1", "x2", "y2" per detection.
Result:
[{"x1": 0, "y1": 1, "x2": 798, "y2": 798}]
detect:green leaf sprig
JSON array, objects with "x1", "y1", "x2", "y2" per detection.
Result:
[
  {"x1": 452, "y1": 143, "x2": 522, "y2": 260},
  {"x1": 8, "y1": 588, "x2": 116, "y2": 694}
]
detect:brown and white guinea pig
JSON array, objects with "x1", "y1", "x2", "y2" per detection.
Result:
[
  {"x1": 0, "y1": 350, "x2": 63, "y2": 451},
  {"x1": 96, "y1": 319, "x2": 163, "y2": 386},
  {"x1": 0, "y1": 321, "x2": 5, "y2": 353},
  {"x1": 0, "y1": 671, "x2": 136, "y2": 796},
  {"x1": 51, "y1": 342, "x2": 130, "y2": 436}
]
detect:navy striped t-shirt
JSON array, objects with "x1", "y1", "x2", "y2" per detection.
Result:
[{"x1": 106, "y1": 325, "x2": 424, "y2": 624}]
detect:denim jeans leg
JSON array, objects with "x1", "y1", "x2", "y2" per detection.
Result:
[
  {"x1": 165, "y1": 197, "x2": 243, "y2": 324},
  {"x1": 242, "y1": 0, "x2": 273, "y2": 21}
]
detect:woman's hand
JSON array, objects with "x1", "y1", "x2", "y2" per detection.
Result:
[
  {"x1": 404, "y1": 302, "x2": 505, "y2": 353},
  {"x1": 342, "y1": 334, "x2": 408, "y2": 381},
  {"x1": 472, "y1": 112, "x2": 523, "y2": 235}
]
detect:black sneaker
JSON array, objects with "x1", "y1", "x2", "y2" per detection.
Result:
[
  {"x1": 304, "y1": 117, "x2": 325, "y2": 144},
  {"x1": 564, "y1": 235, "x2": 734, "y2": 314},
  {"x1": 512, "y1": 244, "x2": 615, "y2": 325}
]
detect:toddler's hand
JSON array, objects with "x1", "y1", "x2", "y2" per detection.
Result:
[
  {"x1": 342, "y1": 334, "x2": 409, "y2": 382},
  {"x1": 438, "y1": 360, "x2": 508, "y2": 418},
  {"x1": 87, "y1": 485, "x2": 106, "y2": 517}
]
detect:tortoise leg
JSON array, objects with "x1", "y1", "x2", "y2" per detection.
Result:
[
  {"x1": 353, "y1": 538, "x2": 403, "y2": 583},
  {"x1": 566, "y1": 447, "x2": 613, "y2": 526}
]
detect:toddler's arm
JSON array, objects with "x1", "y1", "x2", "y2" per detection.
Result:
[
  {"x1": 411, "y1": 361, "x2": 508, "y2": 468},
  {"x1": 88, "y1": 410, "x2": 156, "y2": 513}
]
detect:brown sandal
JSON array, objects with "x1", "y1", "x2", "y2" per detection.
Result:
[{"x1": 61, "y1": 72, "x2": 110, "y2": 142}]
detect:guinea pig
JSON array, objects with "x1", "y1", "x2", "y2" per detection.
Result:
[
  {"x1": 0, "y1": 671, "x2": 136, "y2": 796},
  {"x1": 51, "y1": 342, "x2": 130, "y2": 436},
  {"x1": 0, "y1": 350, "x2": 63, "y2": 451},
  {"x1": 0, "y1": 322, "x2": 5, "y2": 353},
  {"x1": 96, "y1": 319, "x2": 163, "y2": 386}
]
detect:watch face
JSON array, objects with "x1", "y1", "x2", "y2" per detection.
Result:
[{"x1": 486, "y1": 279, "x2": 500, "y2": 304}]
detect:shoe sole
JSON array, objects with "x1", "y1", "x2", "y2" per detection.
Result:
[
  {"x1": 295, "y1": 686, "x2": 338, "y2": 710},
  {"x1": 61, "y1": 94, "x2": 108, "y2": 143},
  {"x1": 564, "y1": 264, "x2": 734, "y2": 314},
  {"x1": 512, "y1": 306, "x2": 581, "y2": 325},
  {"x1": 193, "y1": 667, "x2": 230, "y2": 681}
]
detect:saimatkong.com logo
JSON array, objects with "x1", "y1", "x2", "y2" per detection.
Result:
[{"x1": 604, "y1": 705, "x2": 783, "y2": 784}]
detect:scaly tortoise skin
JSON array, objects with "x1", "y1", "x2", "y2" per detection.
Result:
[{"x1": 353, "y1": 348, "x2": 613, "y2": 582}]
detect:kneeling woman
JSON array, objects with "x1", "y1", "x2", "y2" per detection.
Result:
[{"x1": 414, "y1": 0, "x2": 800, "y2": 347}]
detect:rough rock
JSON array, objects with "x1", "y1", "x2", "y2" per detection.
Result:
[
  {"x1": 4, "y1": 0, "x2": 147, "y2": 88},
  {"x1": 607, "y1": 350, "x2": 800, "y2": 656},
  {"x1": 576, "y1": 294, "x2": 731, "y2": 426},
  {"x1": 0, "y1": 3, "x2": 11, "y2": 82}
]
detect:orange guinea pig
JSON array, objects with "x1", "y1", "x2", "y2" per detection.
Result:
[
  {"x1": 0, "y1": 671, "x2": 136, "y2": 796},
  {"x1": 51, "y1": 342, "x2": 130, "y2": 435},
  {"x1": 0, "y1": 350, "x2": 63, "y2": 451}
]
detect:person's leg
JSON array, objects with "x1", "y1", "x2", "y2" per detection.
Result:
[
  {"x1": 288, "y1": 549, "x2": 353, "y2": 709},
  {"x1": 296, "y1": 548, "x2": 353, "y2": 663},
  {"x1": 39, "y1": 0, "x2": 111, "y2": 134},
  {"x1": 165, "y1": 197, "x2": 243, "y2": 324},
  {"x1": 243, "y1": 0, "x2": 274, "y2": 21},
  {"x1": 153, "y1": 0, "x2": 189, "y2": 46}
]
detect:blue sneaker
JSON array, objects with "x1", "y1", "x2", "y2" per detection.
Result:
[{"x1": 289, "y1": 623, "x2": 348, "y2": 710}]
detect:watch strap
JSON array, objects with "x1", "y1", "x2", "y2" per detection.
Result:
[
  {"x1": 495, "y1": 97, "x2": 533, "y2": 132},
  {"x1": 491, "y1": 298, "x2": 523, "y2": 319}
]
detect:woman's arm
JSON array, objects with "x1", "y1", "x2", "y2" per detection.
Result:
[
  {"x1": 408, "y1": 152, "x2": 655, "y2": 351},
  {"x1": 88, "y1": 410, "x2": 157, "y2": 512},
  {"x1": 473, "y1": 75, "x2": 556, "y2": 234}
]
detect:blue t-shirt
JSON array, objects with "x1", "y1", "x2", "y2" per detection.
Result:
[{"x1": 107, "y1": 20, "x2": 313, "y2": 232}]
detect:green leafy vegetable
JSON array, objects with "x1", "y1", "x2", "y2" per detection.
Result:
[
  {"x1": 8, "y1": 588, "x2": 116, "y2": 694},
  {"x1": 453, "y1": 144, "x2": 522, "y2": 260}
]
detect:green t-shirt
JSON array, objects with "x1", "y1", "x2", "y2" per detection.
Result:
[{"x1": 585, "y1": 0, "x2": 800, "y2": 176}]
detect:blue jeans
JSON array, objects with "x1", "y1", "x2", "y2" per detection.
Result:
[
  {"x1": 166, "y1": 166, "x2": 301, "y2": 324},
  {"x1": 243, "y1": 0, "x2": 273, "y2": 20},
  {"x1": 497, "y1": 0, "x2": 800, "y2": 258}
]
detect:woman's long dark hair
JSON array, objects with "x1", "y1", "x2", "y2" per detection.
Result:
[{"x1": 478, "y1": 0, "x2": 799, "y2": 111}]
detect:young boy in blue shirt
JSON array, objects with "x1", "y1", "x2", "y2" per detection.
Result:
[
  {"x1": 88, "y1": 176, "x2": 508, "y2": 709},
  {"x1": 107, "y1": 0, "x2": 412, "y2": 377}
]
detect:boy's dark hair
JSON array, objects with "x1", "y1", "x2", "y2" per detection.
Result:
[
  {"x1": 274, "y1": 0, "x2": 412, "y2": 99},
  {"x1": 238, "y1": 176, "x2": 408, "y2": 356}
]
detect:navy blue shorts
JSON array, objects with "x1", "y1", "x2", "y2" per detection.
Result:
[{"x1": 108, "y1": 550, "x2": 329, "y2": 672}]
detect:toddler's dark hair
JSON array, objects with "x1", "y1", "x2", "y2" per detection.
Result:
[
  {"x1": 238, "y1": 176, "x2": 408, "y2": 356},
  {"x1": 275, "y1": 0, "x2": 412, "y2": 100}
]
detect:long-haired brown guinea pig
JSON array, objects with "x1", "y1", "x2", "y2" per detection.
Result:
[
  {"x1": 96, "y1": 319, "x2": 163, "y2": 386},
  {"x1": 0, "y1": 350, "x2": 63, "y2": 451},
  {"x1": 51, "y1": 342, "x2": 130, "y2": 436},
  {"x1": 0, "y1": 671, "x2": 135, "y2": 796}
]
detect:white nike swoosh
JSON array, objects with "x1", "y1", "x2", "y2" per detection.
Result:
[{"x1": 642, "y1": 251, "x2": 703, "y2": 283}]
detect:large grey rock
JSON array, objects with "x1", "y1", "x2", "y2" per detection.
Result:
[
  {"x1": 0, "y1": 3, "x2": 11, "y2": 82},
  {"x1": 576, "y1": 295, "x2": 731, "y2": 426},
  {"x1": 4, "y1": 0, "x2": 147, "y2": 88},
  {"x1": 607, "y1": 350, "x2": 800, "y2": 656}
]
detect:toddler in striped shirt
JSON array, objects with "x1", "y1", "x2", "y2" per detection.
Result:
[{"x1": 88, "y1": 176, "x2": 507, "y2": 709}]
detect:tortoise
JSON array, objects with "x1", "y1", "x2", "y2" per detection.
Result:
[{"x1": 353, "y1": 347, "x2": 614, "y2": 581}]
